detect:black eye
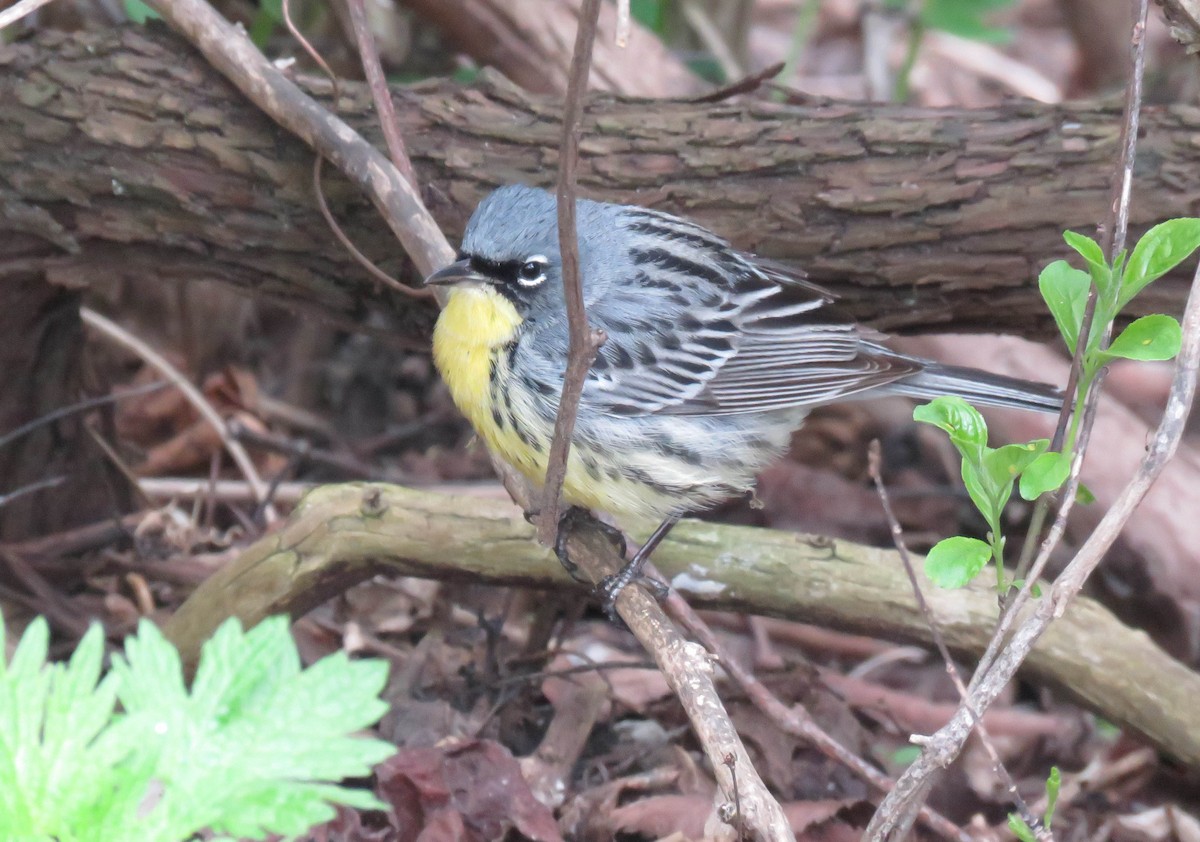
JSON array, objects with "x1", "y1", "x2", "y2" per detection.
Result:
[{"x1": 518, "y1": 259, "x2": 546, "y2": 285}]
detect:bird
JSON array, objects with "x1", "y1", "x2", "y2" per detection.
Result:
[{"x1": 426, "y1": 184, "x2": 1060, "y2": 605}]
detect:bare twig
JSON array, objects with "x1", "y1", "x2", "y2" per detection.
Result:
[
  {"x1": 0, "y1": 477, "x2": 66, "y2": 510},
  {"x1": 536, "y1": 0, "x2": 608, "y2": 545},
  {"x1": 79, "y1": 307, "x2": 277, "y2": 524},
  {"x1": 0, "y1": 0, "x2": 58, "y2": 30},
  {"x1": 867, "y1": 442, "x2": 1042, "y2": 837},
  {"x1": 663, "y1": 584, "x2": 969, "y2": 842},
  {"x1": 867, "y1": 251, "x2": 1200, "y2": 840},
  {"x1": 1002, "y1": 0, "x2": 1147, "y2": 667},
  {"x1": 868, "y1": 5, "x2": 1155, "y2": 835},
  {"x1": 614, "y1": 0, "x2": 631, "y2": 48},
  {"x1": 311, "y1": 156, "x2": 432, "y2": 297},
  {"x1": 147, "y1": 0, "x2": 453, "y2": 277},
  {"x1": 342, "y1": 0, "x2": 416, "y2": 186},
  {"x1": 0, "y1": 380, "x2": 167, "y2": 452}
]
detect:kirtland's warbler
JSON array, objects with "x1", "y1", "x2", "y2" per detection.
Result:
[{"x1": 428, "y1": 185, "x2": 1060, "y2": 601}]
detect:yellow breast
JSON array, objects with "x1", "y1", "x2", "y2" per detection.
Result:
[
  {"x1": 432, "y1": 287, "x2": 547, "y2": 477},
  {"x1": 432, "y1": 286, "x2": 697, "y2": 521}
]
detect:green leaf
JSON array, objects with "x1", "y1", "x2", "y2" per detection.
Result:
[
  {"x1": 1044, "y1": 766, "x2": 1061, "y2": 829},
  {"x1": 1100, "y1": 314, "x2": 1182, "y2": 362},
  {"x1": 925, "y1": 536, "x2": 992, "y2": 588},
  {"x1": 984, "y1": 440, "x2": 1049, "y2": 487},
  {"x1": 913, "y1": 396, "x2": 989, "y2": 454},
  {"x1": 1038, "y1": 261, "x2": 1091, "y2": 353},
  {"x1": 1008, "y1": 813, "x2": 1038, "y2": 842},
  {"x1": 1121, "y1": 218, "x2": 1200, "y2": 308},
  {"x1": 122, "y1": 0, "x2": 161, "y2": 23},
  {"x1": 1076, "y1": 482, "x2": 1096, "y2": 505},
  {"x1": 1063, "y1": 230, "x2": 1114, "y2": 298},
  {"x1": 978, "y1": 440, "x2": 1048, "y2": 513},
  {"x1": 920, "y1": 0, "x2": 1014, "y2": 42},
  {"x1": 1, "y1": 609, "x2": 395, "y2": 842},
  {"x1": 1019, "y1": 451, "x2": 1071, "y2": 500},
  {"x1": 960, "y1": 460, "x2": 1001, "y2": 526}
]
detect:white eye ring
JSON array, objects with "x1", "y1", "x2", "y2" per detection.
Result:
[{"x1": 517, "y1": 255, "x2": 548, "y2": 287}]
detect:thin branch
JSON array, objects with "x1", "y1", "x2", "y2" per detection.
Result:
[
  {"x1": 866, "y1": 442, "x2": 1042, "y2": 838},
  {"x1": 79, "y1": 307, "x2": 278, "y2": 524},
  {"x1": 536, "y1": 0, "x2": 608, "y2": 545},
  {"x1": 147, "y1": 0, "x2": 453, "y2": 277},
  {"x1": 1016, "y1": 0, "x2": 1146, "y2": 576},
  {"x1": 663, "y1": 580, "x2": 971, "y2": 842},
  {"x1": 995, "y1": 0, "x2": 1148, "y2": 674},
  {"x1": 0, "y1": 0, "x2": 58, "y2": 30},
  {"x1": 311, "y1": 156, "x2": 432, "y2": 298},
  {"x1": 868, "y1": 238, "x2": 1200, "y2": 841},
  {"x1": 342, "y1": 0, "x2": 417, "y2": 186},
  {"x1": 867, "y1": 4, "x2": 1154, "y2": 834},
  {"x1": 0, "y1": 380, "x2": 168, "y2": 452}
]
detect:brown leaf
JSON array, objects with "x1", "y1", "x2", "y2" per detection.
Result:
[{"x1": 377, "y1": 739, "x2": 563, "y2": 842}]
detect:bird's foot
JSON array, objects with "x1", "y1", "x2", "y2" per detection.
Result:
[
  {"x1": 553, "y1": 506, "x2": 627, "y2": 585},
  {"x1": 597, "y1": 564, "x2": 670, "y2": 620}
]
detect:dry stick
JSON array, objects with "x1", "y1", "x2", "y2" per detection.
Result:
[
  {"x1": 866, "y1": 256, "x2": 1200, "y2": 839},
  {"x1": 663, "y1": 586, "x2": 970, "y2": 842},
  {"x1": 536, "y1": 0, "x2": 608, "y2": 546},
  {"x1": 1013, "y1": 0, "x2": 1146, "y2": 583},
  {"x1": 0, "y1": 0, "x2": 57, "y2": 29},
  {"x1": 342, "y1": 0, "x2": 416, "y2": 186},
  {"x1": 866, "y1": 442, "x2": 1041, "y2": 838},
  {"x1": 145, "y1": 5, "x2": 787, "y2": 838},
  {"x1": 281, "y1": 0, "x2": 428, "y2": 298},
  {"x1": 986, "y1": 0, "x2": 1149, "y2": 684},
  {"x1": 579, "y1": 547, "x2": 793, "y2": 841},
  {"x1": 150, "y1": 0, "x2": 452, "y2": 278},
  {"x1": 78, "y1": 307, "x2": 278, "y2": 525},
  {"x1": 869, "y1": 5, "x2": 1153, "y2": 835}
]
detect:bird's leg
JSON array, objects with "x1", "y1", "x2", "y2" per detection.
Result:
[
  {"x1": 598, "y1": 514, "x2": 679, "y2": 614},
  {"x1": 553, "y1": 506, "x2": 627, "y2": 585}
]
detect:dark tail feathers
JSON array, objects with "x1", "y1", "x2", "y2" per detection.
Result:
[{"x1": 891, "y1": 363, "x2": 1062, "y2": 414}]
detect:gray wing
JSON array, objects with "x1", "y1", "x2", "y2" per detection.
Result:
[{"x1": 583, "y1": 208, "x2": 921, "y2": 417}]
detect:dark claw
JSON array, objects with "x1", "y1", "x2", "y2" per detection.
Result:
[
  {"x1": 554, "y1": 507, "x2": 592, "y2": 585},
  {"x1": 553, "y1": 506, "x2": 628, "y2": 585},
  {"x1": 597, "y1": 573, "x2": 671, "y2": 619}
]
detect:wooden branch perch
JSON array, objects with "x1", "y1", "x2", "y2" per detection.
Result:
[{"x1": 162, "y1": 482, "x2": 1200, "y2": 769}]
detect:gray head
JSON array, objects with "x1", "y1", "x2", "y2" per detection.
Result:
[{"x1": 425, "y1": 184, "x2": 621, "y2": 316}]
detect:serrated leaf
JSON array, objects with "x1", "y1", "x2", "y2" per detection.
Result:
[
  {"x1": 1019, "y1": 451, "x2": 1071, "y2": 499},
  {"x1": 924, "y1": 536, "x2": 991, "y2": 588},
  {"x1": 1038, "y1": 261, "x2": 1091, "y2": 353},
  {"x1": 1121, "y1": 218, "x2": 1200, "y2": 308},
  {"x1": 1100, "y1": 315, "x2": 1182, "y2": 362}
]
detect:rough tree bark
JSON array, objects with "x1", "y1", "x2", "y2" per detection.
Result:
[
  {"x1": 3, "y1": 27, "x2": 1200, "y2": 341},
  {"x1": 3, "y1": 27, "x2": 1200, "y2": 537}
]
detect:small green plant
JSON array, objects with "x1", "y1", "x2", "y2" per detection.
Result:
[
  {"x1": 1008, "y1": 766, "x2": 1061, "y2": 842},
  {"x1": 0, "y1": 613, "x2": 395, "y2": 842},
  {"x1": 916, "y1": 219, "x2": 1200, "y2": 591}
]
